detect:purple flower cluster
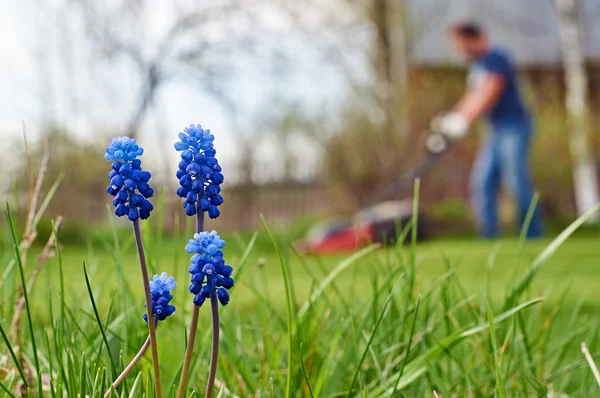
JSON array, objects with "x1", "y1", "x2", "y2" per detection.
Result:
[
  {"x1": 105, "y1": 137, "x2": 154, "y2": 221},
  {"x1": 185, "y1": 231, "x2": 234, "y2": 307},
  {"x1": 144, "y1": 272, "x2": 177, "y2": 322},
  {"x1": 174, "y1": 125, "x2": 224, "y2": 219}
]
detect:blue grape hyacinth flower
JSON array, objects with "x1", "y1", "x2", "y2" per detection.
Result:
[
  {"x1": 174, "y1": 125, "x2": 224, "y2": 219},
  {"x1": 185, "y1": 231, "x2": 234, "y2": 307},
  {"x1": 106, "y1": 137, "x2": 155, "y2": 221},
  {"x1": 144, "y1": 272, "x2": 177, "y2": 322},
  {"x1": 105, "y1": 136, "x2": 144, "y2": 162}
]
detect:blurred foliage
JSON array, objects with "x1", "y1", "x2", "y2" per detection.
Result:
[
  {"x1": 320, "y1": 69, "x2": 468, "y2": 209},
  {"x1": 8, "y1": 69, "x2": 600, "y2": 235},
  {"x1": 427, "y1": 198, "x2": 476, "y2": 237},
  {"x1": 34, "y1": 217, "x2": 129, "y2": 247},
  {"x1": 526, "y1": 75, "x2": 579, "y2": 219},
  {"x1": 322, "y1": 98, "x2": 402, "y2": 207},
  {"x1": 13, "y1": 128, "x2": 110, "y2": 224}
]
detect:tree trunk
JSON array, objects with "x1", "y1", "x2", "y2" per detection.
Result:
[
  {"x1": 556, "y1": 0, "x2": 599, "y2": 217},
  {"x1": 388, "y1": 0, "x2": 410, "y2": 139},
  {"x1": 126, "y1": 64, "x2": 160, "y2": 139},
  {"x1": 371, "y1": 0, "x2": 410, "y2": 139}
]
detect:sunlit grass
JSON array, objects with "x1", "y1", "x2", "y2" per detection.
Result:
[{"x1": 2, "y1": 203, "x2": 600, "y2": 396}]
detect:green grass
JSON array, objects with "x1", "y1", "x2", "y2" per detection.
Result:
[
  {"x1": 24, "y1": 234, "x2": 600, "y2": 316},
  {"x1": 2, "y1": 213, "x2": 600, "y2": 396}
]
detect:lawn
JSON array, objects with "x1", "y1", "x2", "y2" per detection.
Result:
[
  {"x1": 2, "y1": 218, "x2": 600, "y2": 396},
  {"x1": 18, "y1": 230, "x2": 600, "y2": 317}
]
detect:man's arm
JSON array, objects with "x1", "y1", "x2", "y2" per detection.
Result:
[
  {"x1": 431, "y1": 72, "x2": 506, "y2": 139},
  {"x1": 455, "y1": 73, "x2": 506, "y2": 124}
]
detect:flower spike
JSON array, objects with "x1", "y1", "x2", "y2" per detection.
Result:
[
  {"x1": 174, "y1": 125, "x2": 224, "y2": 219},
  {"x1": 186, "y1": 231, "x2": 234, "y2": 307},
  {"x1": 105, "y1": 137, "x2": 154, "y2": 220},
  {"x1": 144, "y1": 272, "x2": 177, "y2": 322}
]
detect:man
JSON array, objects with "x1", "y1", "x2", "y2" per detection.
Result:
[{"x1": 432, "y1": 22, "x2": 543, "y2": 238}]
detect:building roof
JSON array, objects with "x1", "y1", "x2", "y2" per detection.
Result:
[{"x1": 406, "y1": 0, "x2": 600, "y2": 66}]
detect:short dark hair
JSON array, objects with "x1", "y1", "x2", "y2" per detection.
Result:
[{"x1": 451, "y1": 21, "x2": 485, "y2": 39}]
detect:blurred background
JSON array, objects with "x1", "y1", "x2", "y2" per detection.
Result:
[{"x1": 3, "y1": 0, "x2": 600, "y2": 239}]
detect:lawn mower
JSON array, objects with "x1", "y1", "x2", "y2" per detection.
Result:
[{"x1": 295, "y1": 131, "x2": 453, "y2": 254}]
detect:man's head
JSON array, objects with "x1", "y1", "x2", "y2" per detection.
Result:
[{"x1": 450, "y1": 21, "x2": 490, "y2": 61}]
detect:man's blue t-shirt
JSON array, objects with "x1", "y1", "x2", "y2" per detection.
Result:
[{"x1": 468, "y1": 47, "x2": 529, "y2": 129}]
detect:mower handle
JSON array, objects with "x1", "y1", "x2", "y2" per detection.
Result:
[{"x1": 425, "y1": 132, "x2": 448, "y2": 155}]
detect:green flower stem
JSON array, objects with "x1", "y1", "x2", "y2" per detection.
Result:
[
  {"x1": 205, "y1": 291, "x2": 220, "y2": 398},
  {"x1": 177, "y1": 203, "x2": 205, "y2": 398},
  {"x1": 177, "y1": 306, "x2": 200, "y2": 398},
  {"x1": 132, "y1": 219, "x2": 162, "y2": 398},
  {"x1": 104, "y1": 335, "x2": 151, "y2": 398}
]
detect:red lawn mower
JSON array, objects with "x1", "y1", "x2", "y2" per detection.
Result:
[{"x1": 295, "y1": 131, "x2": 453, "y2": 254}]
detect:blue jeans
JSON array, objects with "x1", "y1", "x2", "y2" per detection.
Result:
[{"x1": 471, "y1": 118, "x2": 544, "y2": 238}]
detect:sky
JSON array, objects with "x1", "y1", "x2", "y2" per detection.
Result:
[{"x1": 0, "y1": 0, "x2": 367, "y2": 186}]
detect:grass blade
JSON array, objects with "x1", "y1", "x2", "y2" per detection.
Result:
[
  {"x1": 6, "y1": 203, "x2": 41, "y2": 389},
  {"x1": 505, "y1": 204, "x2": 600, "y2": 308},
  {"x1": 486, "y1": 298, "x2": 506, "y2": 398},
  {"x1": 300, "y1": 343, "x2": 315, "y2": 398},
  {"x1": 391, "y1": 296, "x2": 421, "y2": 397},
  {"x1": 379, "y1": 298, "x2": 544, "y2": 394},
  {"x1": 262, "y1": 215, "x2": 294, "y2": 398},
  {"x1": 82, "y1": 260, "x2": 118, "y2": 377},
  {"x1": 347, "y1": 275, "x2": 403, "y2": 397},
  {"x1": 52, "y1": 220, "x2": 66, "y2": 328},
  {"x1": 409, "y1": 179, "x2": 420, "y2": 300},
  {"x1": 0, "y1": 381, "x2": 16, "y2": 398},
  {"x1": 0, "y1": 321, "x2": 28, "y2": 388},
  {"x1": 230, "y1": 231, "x2": 258, "y2": 289},
  {"x1": 515, "y1": 192, "x2": 540, "y2": 255},
  {"x1": 79, "y1": 352, "x2": 88, "y2": 398},
  {"x1": 581, "y1": 342, "x2": 600, "y2": 387},
  {"x1": 297, "y1": 244, "x2": 379, "y2": 320},
  {"x1": 128, "y1": 372, "x2": 143, "y2": 398},
  {"x1": 32, "y1": 173, "x2": 65, "y2": 226}
]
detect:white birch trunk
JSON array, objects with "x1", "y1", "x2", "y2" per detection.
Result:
[{"x1": 556, "y1": 0, "x2": 600, "y2": 218}]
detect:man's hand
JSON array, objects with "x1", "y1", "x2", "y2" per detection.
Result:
[{"x1": 430, "y1": 112, "x2": 469, "y2": 139}]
